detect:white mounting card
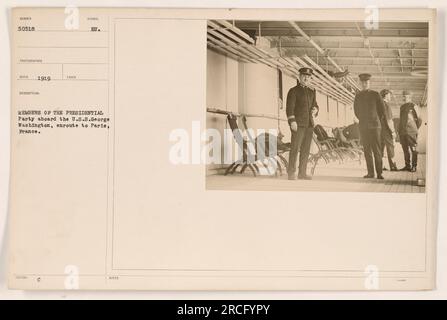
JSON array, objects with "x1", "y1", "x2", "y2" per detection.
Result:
[{"x1": 8, "y1": 7, "x2": 438, "y2": 290}]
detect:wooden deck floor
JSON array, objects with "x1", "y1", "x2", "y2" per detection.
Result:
[{"x1": 206, "y1": 152, "x2": 426, "y2": 193}]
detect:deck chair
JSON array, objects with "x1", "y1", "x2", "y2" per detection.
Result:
[
  {"x1": 240, "y1": 116, "x2": 290, "y2": 175},
  {"x1": 275, "y1": 131, "x2": 291, "y2": 169},
  {"x1": 224, "y1": 113, "x2": 259, "y2": 177},
  {"x1": 313, "y1": 125, "x2": 344, "y2": 163},
  {"x1": 306, "y1": 133, "x2": 332, "y2": 175},
  {"x1": 253, "y1": 131, "x2": 286, "y2": 176},
  {"x1": 331, "y1": 127, "x2": 363, "y2": 162}
]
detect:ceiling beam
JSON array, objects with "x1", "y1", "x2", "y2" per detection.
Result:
[
  {"x1": 339, "y1": 66, "x2": 426, "y2": 71},
  {"x1": 239, "y1": 29, "x2": 428, "y2": 40},
  {"x1": 283, "y1": 49, "x2": 427, "y2": 58},
  {"x1": 234, "y1": 21, "x2": 428, "y2": 39},
  {"x1": 320, "y1": 62, "x2": 427, "y2": 67},
  {"x1": 271, "y1": 44, "x2": 428, "y2": 51},
  {"x1": 303, "y1": 55, "x2": 427, "y2": 61}
]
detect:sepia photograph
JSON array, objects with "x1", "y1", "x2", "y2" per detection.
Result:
[
  {"x1": 4, "y1": 7, "x2": 439, "y2": 293},
  {"x1": 206, "y1": 19, "x2": 429, "y2": 193}
]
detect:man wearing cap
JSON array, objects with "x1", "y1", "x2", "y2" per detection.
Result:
[
  {"x1": 354, "y1": 73, "x2": 390, "y2": 179},
  {"x1": 286, "y1": 67, "x2": 319, "y2": 180},
  {"x1": 380, "y1": 89, "x2": 398, "y2": 171},
  {"x1": 398, "y1": 90, "x2": 422, "y2": 172}
]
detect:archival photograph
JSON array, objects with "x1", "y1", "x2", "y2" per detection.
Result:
[
  {"x1": 205, "y1": 19, "x2": 429, "y2": 193},
  {"x1": 6, "y1": 7, "x2": 438, "y2": 292}
]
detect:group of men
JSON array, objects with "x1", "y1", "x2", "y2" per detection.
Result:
[{"x1": 286, "y1": 68, "x2": 422, "y2": 181}]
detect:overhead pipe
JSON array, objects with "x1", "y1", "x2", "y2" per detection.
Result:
[
  {"x1": 208, "y1": 20, "x2": 353, "y2": 105},
  {"x1": 288, "y1": 21, "x2": 360, "y2": 91},
  {"x1": 355, "y1": 22, "x2": 388, "y2": 87}
]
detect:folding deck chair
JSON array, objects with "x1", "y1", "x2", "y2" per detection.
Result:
[
  {"x1": 240, "y1": 116, "x2": 290, "y2": 173},
  {"x1": 224, "y1": 114, "x2": 286, "y2": 177},
  {"x1": 313, "y1": 125, "x2": 344, "y2": 163},
  {"x1": 314, "y1": 124, "x2": 360, "y2": 162},
  {"x1": 224, "y1": 113, "x2": 258, "y2": 177}
]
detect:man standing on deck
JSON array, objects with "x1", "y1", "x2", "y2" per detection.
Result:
[
  {"x1": 398, "y1": 90, "x2": 422, "y2": 172},
  {"x1": 380, "y1": 89, "x2": 398, "y2": 171},
  {"x1": 286, "y1": 67, "x2": 319, "y2": 180},
  {"x1": 354, "y1": 73, "x2": 391, "y2": 180}
]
